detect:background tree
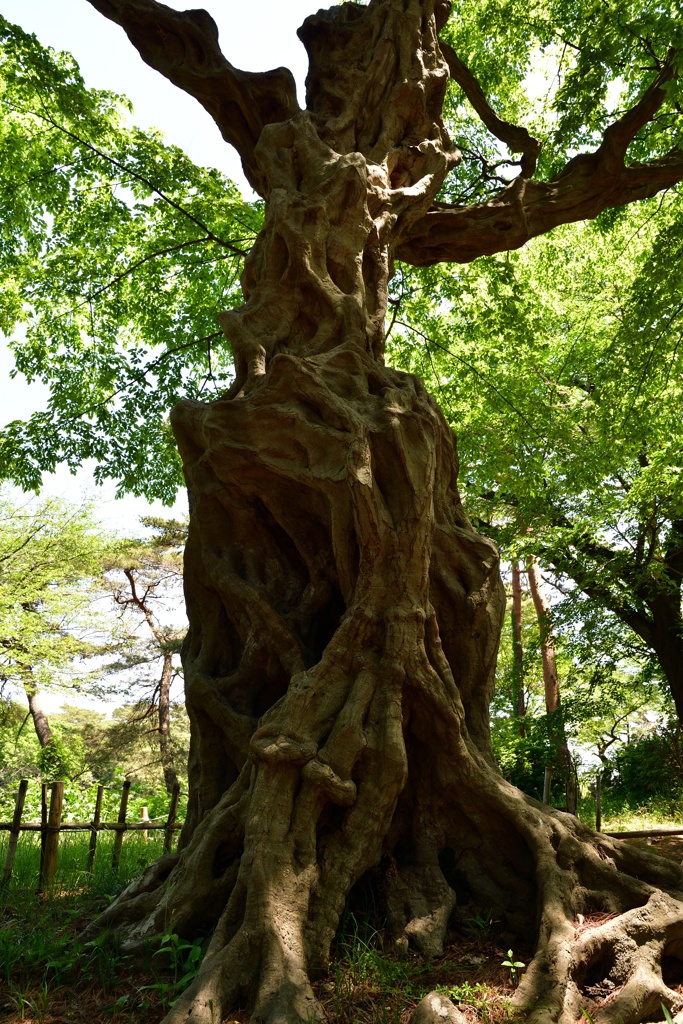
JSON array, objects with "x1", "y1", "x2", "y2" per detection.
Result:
[
  {"x1": 394, "y1": 194, "x2": 683, "y2": 722},
  {"x1": 104, "y1": 516, "x2": 187, "y2": 793},
  {"x1": 0, "y1": 489, "x2": 106, "y2": 774},
  {"x1": 2, "y1": 3, "x2": 683, "y2": 1023},
  {"x1": 492, "y1": 568, "x2": 671, "y2": 809},
  {"x1": 526, "y1": 557, "x2": 577, "y2": 811},
  {"x1": 510, "y1": 559, "x2": 526, "y2": 734}
]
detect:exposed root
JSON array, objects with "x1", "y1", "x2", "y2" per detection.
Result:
[{"x1": 505, "y1": 805, "x2": 683, "y2": 1024}]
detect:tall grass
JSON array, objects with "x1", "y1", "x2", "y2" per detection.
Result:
[
  {"x1": 0, "y1": 828, "x2": 166, "y2": 894},
  {"x1": 0, "y1": 830, "x2": 176, "y2": 1021}
]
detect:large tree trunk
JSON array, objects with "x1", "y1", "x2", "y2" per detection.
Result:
[{"x1": 82, "y1": 2, "x2": 683, "y2": 1023}]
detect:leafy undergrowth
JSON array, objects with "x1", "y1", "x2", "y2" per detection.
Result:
[
  {"x1": 2, "y1": 831, "x2": 682, "y2": 1024},
  {"x1": 314, "y1": 921, "x2": 530, "y2": 1024},
  {"x1": 594, "y1": 796, "x2": 683, "y2": 834},
  {"x1": 0, "y1": 897, "x2": 528, "y2": 1024}
]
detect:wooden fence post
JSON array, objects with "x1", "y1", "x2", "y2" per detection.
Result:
[
  {"x1": 111, "y1": 780, "x2": 131, "y2": 874},
  {"x1": 139, "y1": 805, "x2": 149, "y2": 841},
  {"x1": 41, "y1": 781, "x2": 64, "y2": 890},
  {"x1": 87, "y1": 785, "x2": 104, "y2": 873},
  {"x1": 38, "y1": 783, "x2": 48, "y2": 890},
  {"x1": 595, "y1": 772, "x2": 602, "y2": 833},
  {"x1": 1, "y1": 779, "x2": 28, "y2": 887},
  {"x1": 164, "y1": 782, "x2": 180, "y2": 854},
  {"x1": 543, "y1": 766, "x2": 553, "y2": 805}
]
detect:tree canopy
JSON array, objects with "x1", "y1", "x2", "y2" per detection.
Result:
[
  {"x1": 0, "y1": 16, "x2": 260, "y2": 499},
  {"x1": 0, "y1": 2, "x2": 682, "y2": 498}
]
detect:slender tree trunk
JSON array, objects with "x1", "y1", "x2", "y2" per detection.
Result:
[
  {"x1": 527, "y1": 557, "x2": 577, "y2": 814},
  {"x1": 158, "y1": 651, "x2": 177, "y2": 794},
  {"x1": 527, "y1": 558, "x2": 560, "y2": 714},
  {"x1": 654, "y1": 520, "x2": 683, "y2": 719},
  {"x1": 119, "y1": 568, "x2": 179, "y2": 793},
  {"x1": 25, "y1": 682, "x2": 52, "y2": 748},
  {"x1": 510, "y1": 560, "x2": 526, "y2": 736}
]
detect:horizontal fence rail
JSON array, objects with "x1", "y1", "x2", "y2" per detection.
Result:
[
  {"x1": 0, "y1": 778, "x2": 182, "y2": 890},
  {"x1": 602, "y1": 827, "x2": 683, "y2": 839}
]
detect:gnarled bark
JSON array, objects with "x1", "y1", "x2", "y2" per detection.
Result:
[{"x1": 82, "y1": 2, "x2": 683, "y2": 1022}]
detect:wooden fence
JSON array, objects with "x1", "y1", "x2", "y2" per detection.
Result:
[{"x1": 0, "y1": 779, "x2": 181, "y2": 890}]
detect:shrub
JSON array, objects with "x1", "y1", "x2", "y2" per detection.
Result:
[{"x1": 606, "y1": 727, "x2": 683, "y2": 803}]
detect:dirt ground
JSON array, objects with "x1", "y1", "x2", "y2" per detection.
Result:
[
  {"x1": 2, "y1": 832, "x2": 682, "y2": 1024},
  {"x1": 622, "y1": 833, "x2": 683, "y2": 862}
]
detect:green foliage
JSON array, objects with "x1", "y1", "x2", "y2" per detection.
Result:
[
  {"x1": 0, "y1": 489, "x2": 109, "y2": 701},
  {"x1": 0, "y1": 697, "x2": 40, "y2": 784},
  {"x1": 0, "y1": 501, "x2": 189, "y2": 795},
  {"x1": 489, "y1": 564, "x2": 676, "y2": 809},
  {"x1": 0, "y1": 703, "x2": 191, "y2": 818},
  {"x1": 36, "y1": 734, "x2": 85, "y2": 781},
  {"x1": 0, "y1": 858, "x2": 530, "y2": 1024},
  {"x1": 0, "y1": 16, "x2": 260, "y2": 501},
  {"x1": 141, "y1": 932, "x2": 207, "y2": 1009},
  {"x1": 0, "y1": 831, "x2": 182, "y2": 1019},
  {"x1": 606, "y1": 726, "x2": 683, "y2": 802},
  {"x1": 1, "y1": 5, "x2": 681, "y2": 504},
  {"x1": 501, "y1": 950, "x2": 525, "y2": 984},
  {"x1": 390, "y1": 189, "x2": 683, "y2": 701},
  {"x1": 440, "y1": 0, "x2": 682, "y2": 196}
]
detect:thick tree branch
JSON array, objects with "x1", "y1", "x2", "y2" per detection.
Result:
[
  {"x1": 537, "y1": 539, "x2": 656, "y2": 646},
  {"x1": 440, "y1": 40, "x2": 541, "y2": 177},
  {"x1": 600, "y1": 50, "x2": 678, "y2": 167},
  {"x1": 84, "y1": 0, "x2": 300, "y2": 195},
  {"x1": 398, "y1": 58, "x2": 682, "y2": 266}
]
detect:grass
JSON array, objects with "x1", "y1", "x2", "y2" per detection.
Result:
[
  {"x1": 0, "y1": 830, "x2": 528, "y2": 1024},
  {"x1": 1, "y1": 801, "x2": 682, "y2": 1024},
  {"x1": 0, "y1": 831, "x2": 198, "y2": 1023},
  {"x1": 575, "y1": 791, "x2": 683, "y2": 833},
  {"x1": 316, "y1": 917, "x2": 527, "y2": 1024}
]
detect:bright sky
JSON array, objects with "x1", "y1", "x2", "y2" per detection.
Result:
[{"x1": 0, "y1": 0, "x2": 317, "y2": 528}]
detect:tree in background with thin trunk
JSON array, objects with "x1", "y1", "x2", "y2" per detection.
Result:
[
  {"x1": 510, "y1": 560, "x2": 526, "y2": 737},
  {"x1": 0, "y1": 490, "x2": 106, "y2": 775},
  {"x1": 526, "y1": 557, "x2": 577, "y2": 814},
  {"x1": 104, "y1": 518, "x2": 187, "y2": 794}
]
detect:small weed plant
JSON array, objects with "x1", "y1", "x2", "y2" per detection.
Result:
[
  {"x1": 139, "y1": 930, "x2": 207, "y2": 1008},
  {"x1": 501, "y1": 949, "x2": 525, "y2": 984}
]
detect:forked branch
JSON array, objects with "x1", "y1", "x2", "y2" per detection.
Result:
[
  {"x1": 85, "y1": 0, "x2": 299, "y2": 195},
  {"x1": 398, "y1": 53, "x2": 683, "y2": 266},
  {"x1": 440, "y1": 40, "x2": 541, "y2": 177}
]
